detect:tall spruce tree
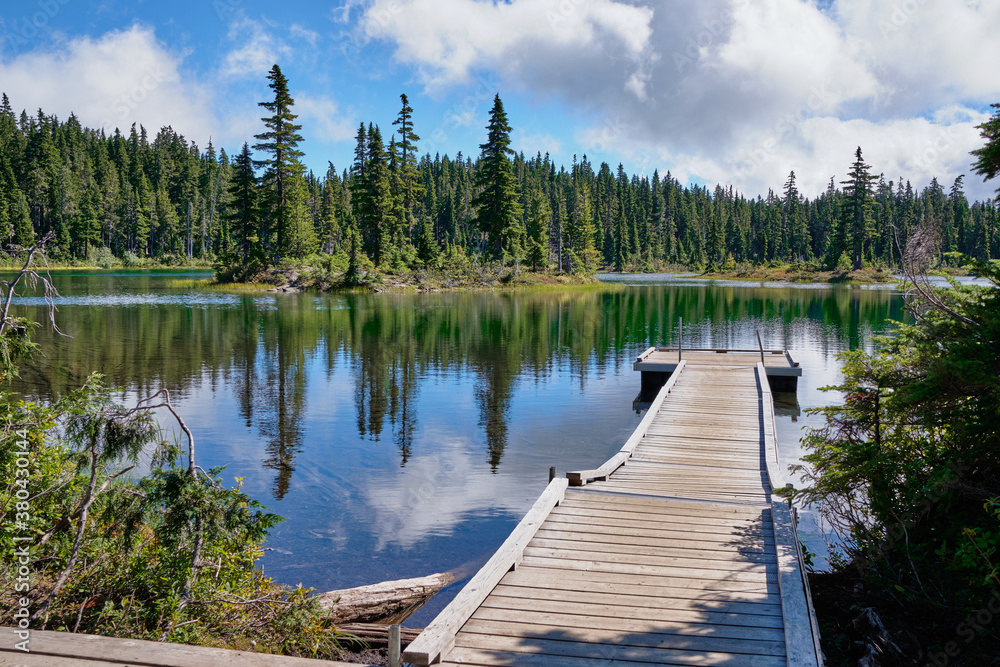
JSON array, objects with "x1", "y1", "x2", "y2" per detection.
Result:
[
  {"x1": 472, "y1": 94, "x2": 523, "y2": 262},
  {"x1": 253, "y1": 64, "x2": 307, "y2": 261},
  {"x1": 392, "y1": 94, "x2": 423, "y2": 232},
  {"x1": 840, "y1": 147, "x2": 875, "y2": 270},
  {"x1": 360, "y1": 124, "x2": 393, "y2": 266},
  {"x1": 226, "y1": 143, "x2": 259, "y2": 260}
]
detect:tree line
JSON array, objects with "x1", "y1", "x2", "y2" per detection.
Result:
[{"x1": 1, "y1": 66, "x2": 998, "y2": 272}]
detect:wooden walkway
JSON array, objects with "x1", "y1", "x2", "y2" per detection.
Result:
[
  {"x1": 0, "y1": 627, "x2": 362, "y2": 666},
  {"x1": 404, "y1": 355, "x2": 822, "y2": 666}
]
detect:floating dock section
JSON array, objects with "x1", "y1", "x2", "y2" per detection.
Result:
[{"x1": 634, "y1": 347, "x2": 802, "y2": 393}]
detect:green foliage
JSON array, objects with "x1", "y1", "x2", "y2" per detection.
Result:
[
  {"x1": 835, "y1": 251, "x2": 852, "y2": 274},
  {"x1": 472, "y1": 95, "x2": 524, "y2": 263},
  {"x1": 971, "y1": 103, "x2": 1000, "y2": 195},
  {"x1": 416, "y1": 217, "x2": 439, "y2": 266},
  {"x1": 88, "y1": 246, "x2": 121, "y2": 269},
  {"x1": 214, "y1": 249, "x2": 267, "y2": 284},
  {"x1": 120, "y1": 251, "x2": 143, "y2": 267},
  {"x1": 795, "y1": 255, "x2": 1000, "y2": 611},
  {"x1": 253, "y1": 65, "x2": 308, "y2": 263},
  {"x1": 0, "y1": 247, "x2": 351, "y2": 660}
]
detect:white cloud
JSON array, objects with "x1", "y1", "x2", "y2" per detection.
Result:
[
  {"x1": 289, "y1": 24, "x2": 320, "y2": 48},
  {"x1": 357, "y1": 0, "x2": 655, "y2": 91},
  {"x1": 512, "y1": 128, "x2": 561, "y2": 158},
  {"x1": 834, "y1": 0, "x2": 1000, "y2": 115},
  {"x1": 353, "y1": 0, "x2": 1000, "y2": 200},
  {"x1": 295, "y1": 93, "x2": 357, "y2": 144},
  {"x1": 363, "y1": 441, "x2": 534, "y2": 550},
  {"x1": 222, "y1": 17, "x2": 292, "y2": 78},
  {"x1": 0, "y1": 25, "x2": 217, "y2": 143}
]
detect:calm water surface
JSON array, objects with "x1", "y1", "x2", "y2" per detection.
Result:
[{"x1": 11, "y1": 271, "x2": 907, "y2": 625}]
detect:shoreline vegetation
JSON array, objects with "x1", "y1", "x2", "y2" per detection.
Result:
[
  {"x1": 0, "y1": 237, "x2": 445, "y2": 664},
  {"x1": 2, "y1": 74, "x2": 998, "y2": 303}
]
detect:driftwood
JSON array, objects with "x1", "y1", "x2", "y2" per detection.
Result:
[
  {"x1": 338, "y1": 623, "x2": 423, "y2": 649},
  {"x1": 315, "y1": 571, "x2": 455, "y2": 625}
]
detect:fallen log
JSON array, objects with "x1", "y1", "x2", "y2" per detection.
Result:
[
  {"x1": 314, "y1": 571, "x2": 455, "y2": 625},
  {"x1": 338, "y1": 623, "x2": 423, "y2": 650}
]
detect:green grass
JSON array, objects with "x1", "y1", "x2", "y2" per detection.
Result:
[{"x1": 165, "y1": 279, "x2": 272, "y2": 292}]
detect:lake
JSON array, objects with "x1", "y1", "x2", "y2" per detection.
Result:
[{"x1": 11, "y1": 270, "x2": 907, "y2": 626}]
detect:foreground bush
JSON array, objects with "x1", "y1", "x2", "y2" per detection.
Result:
[
  {"x1": 0, "y1": 238, "x2": 349, "y2": 659},
  {"x1": 795, "y1": 254, "x2": 1000, "y2": 662}
]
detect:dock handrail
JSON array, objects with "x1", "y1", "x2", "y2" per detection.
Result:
[
  {"x1": 566, "y1": 360, "x2": 687, "y2": 486},
  {"x1": 645, "y1": 347, "x2": 788, "y2": 355},
  {"x1": 756, "y1": 362, "x2": 786, "y2": 489},
  {"x1": 772, "y1": 501, "x2": 824, "y2": 666},
  {"x1": 758, "y1": 361, "x2": 823, "y2": 665},
  {"x1": 401, "y1": 477, "x2": 569, "y2": 666}
]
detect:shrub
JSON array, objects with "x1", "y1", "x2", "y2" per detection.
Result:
[
  {"x1": 89, "y1": 246, "x2": 121, "y2": 269},
  {"x1": 121, "y1": 250, "x2": 143, "y2": 267}
]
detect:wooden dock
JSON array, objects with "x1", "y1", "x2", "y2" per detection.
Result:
[{"x1": 403, "y1": 353, "x2": 822, "y2": 666}]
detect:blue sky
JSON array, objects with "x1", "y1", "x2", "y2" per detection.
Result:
[{"x1": 1, "y1": 0, "x2": 998, "y2": 200}]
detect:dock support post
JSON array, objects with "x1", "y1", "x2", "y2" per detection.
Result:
[
  {"x1": 389, "y1": 624, "x2": 401, "y2": 667},
  {"x1": 756, "y1": 330, "x2": 765, "y2": 365},
  {"x1": 549, "y1": 467, "x2": 556, "y2": 482}
]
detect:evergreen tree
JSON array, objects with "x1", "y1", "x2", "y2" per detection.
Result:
[
  {"x1": 317, "y1": 163, "x2": 342, "y2": 253},
  {"x1": 568, "y1": 182, "x2": 599, "y2": 273},
  {"x1": 359, "y1": 124, "x2": 393, "y2": 266},
  {"x1": 472, "y1": 95, "x2": 523, "y2": 262},
  {"x1": 415, "y1": 216, "x2": 439, "y2": 266},
  {"x1": 553, "y1": 187, "x2": 568, "y2": 272},
  {"x1": 971, "y1": 103, "x2": 1000, "y2": 195},
  {"x1": 525, "y1": 187, "x2": 550, "y2": 271},
  {"x1": 253, "y1": 64, "x2": 306, "y2": 261},
  {"x1": 783, "y1": 171, "x2": 810, "y2": 261},
  {"x1": 391, "y1": 94, "x2": 423, "y2": 232},
  {"x1": 840, "y1": 147, "x2": 875, "y2": 270},
  {"x1": 226, "y1": 143, "x2": 259, "y2": 260}
]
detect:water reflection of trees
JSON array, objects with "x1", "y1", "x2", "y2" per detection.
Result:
[{"x1": 16, "y1": 284, "x2": 905, "y2": 495}]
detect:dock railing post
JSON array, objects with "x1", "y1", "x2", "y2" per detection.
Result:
[
  {"x1": 678, "y1": 317, "x2": 683, "y2": 362},
  {"x1": 389, "y1": 624, "x2": 401, "y2": 667},
  {"x1": 549, "y1": 467, "x2": 556, "y2": 482},
  {"x1": 755, "y1": 330, "x2": 765, "y2": 365}
]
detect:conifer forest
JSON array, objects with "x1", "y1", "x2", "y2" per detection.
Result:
[{"x1": 1, "y1": 65, "x2": 997, "y2": 275}]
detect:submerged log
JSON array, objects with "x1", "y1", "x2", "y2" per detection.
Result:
[{"x1": 315, "y1": 571, "x2": 455, "y2": 625}]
